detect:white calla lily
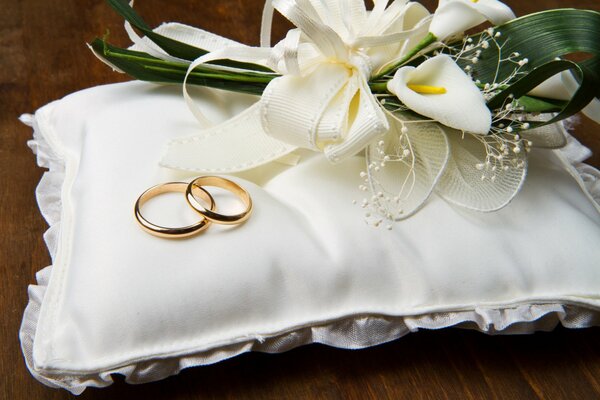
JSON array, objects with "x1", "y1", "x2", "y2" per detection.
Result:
[
  {"x1": 430, "y1": 0, "x2": 515, "y2": 41},
  {"x1": 387, "y1": 54, "x2": 492, "y2": 134}
]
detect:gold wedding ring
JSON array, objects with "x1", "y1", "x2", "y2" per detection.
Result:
[
  {"x1": 135, "y1": 182, "x2": 216, "y2": 238},
  {"x1": 186, "y1": 176, "x2": 253, "y2": 225}
]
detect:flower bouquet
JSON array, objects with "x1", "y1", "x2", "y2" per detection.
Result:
[{"x1": 91, "y1": 0, "x2": 600, "y2": 225}]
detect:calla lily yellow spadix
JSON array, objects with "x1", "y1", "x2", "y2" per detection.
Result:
[
  {"x1": 388, "y1": 54, "x2": 491, "y2": 134},
  {"x1": 407, "y1": 84, "x2": 447, "y2": 95}
]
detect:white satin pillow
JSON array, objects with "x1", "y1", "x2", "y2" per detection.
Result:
[{"x1": 20, "y1": 81, "x2": 600, "y2": 394}]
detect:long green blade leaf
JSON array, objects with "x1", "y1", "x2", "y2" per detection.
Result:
[
  {"x1": 106, "y1": 0, "x2": 207, "y2": 60},
  {"x1": 454, "y1": 9, "x2": 600, "y2": 86},
  {"x1": 488, "y1": 59, "x2": 597, "y2": 130},
  {"x1": 90, "y1": 38, "x2": 268, "y2": 95},
  {"x1": 105, "y1": 0, "x2": 273, "y2": 72}
]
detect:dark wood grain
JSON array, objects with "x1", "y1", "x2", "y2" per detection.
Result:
[{"x1": 1, "y1": 1, "x2": 599, "y2": 398}]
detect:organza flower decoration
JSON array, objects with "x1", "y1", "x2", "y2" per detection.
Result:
[
  {"x1": 364, "y1": 115, "x2": 528, "y2": 224},
  {"x1": 367, "y1": 53, "x2": 524, "y2": 223}
]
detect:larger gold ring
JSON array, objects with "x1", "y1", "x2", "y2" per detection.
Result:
[
  {"x1": 135, "y1": 182, "x2": 216, "y2": 238},
  {"x1": 186, "y1": 176, "x2": 253, "y2": 225}
]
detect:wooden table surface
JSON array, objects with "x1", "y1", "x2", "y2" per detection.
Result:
[{"x1": 2, "y1": 1, "x2": 599, "y2": 398}]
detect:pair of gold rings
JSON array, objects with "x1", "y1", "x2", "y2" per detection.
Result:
[{"x1": 134, "y1": 176, "x2": 252, "y2": 238}]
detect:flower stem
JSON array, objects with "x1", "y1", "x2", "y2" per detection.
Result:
[
  {"x1": 368, "y1": 82, "x2": 389, "y2": 93},
  {"x1": 145, "y1": 66, "x2": 275, "y2": 83},
  {"x1": 371, "y1": 32, "x2": 437, "y2": 80}
]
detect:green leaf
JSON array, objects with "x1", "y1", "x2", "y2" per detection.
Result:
[
  {"x1": 455, "y1": 9, "x2": 600, "y2": 86},
  {"x1": 105, "y1": 0, "x2": 273, "y2": 72},
  {"x1": 424, "y1": 9, "x2": 600, "y2": 129},
  {"x1": 487, "y1": 59, "x2": 597, "y2": 130},
  {"x1": 581, "y1": 56, "x2": 600, "y2": 98},
  {"x1": 106, "y1": 0, "x2": 207, "y2": 60},
  {"x1": 514, "y1": 96, "x2": 566, "y2": 113},
  {"x1": 90, "y1": 38, "x2": 269, "y2": 95}
]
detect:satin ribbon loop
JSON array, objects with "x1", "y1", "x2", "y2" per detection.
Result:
[{"x1": 273, "y1": 0, "x2": 348, "y2": 61}]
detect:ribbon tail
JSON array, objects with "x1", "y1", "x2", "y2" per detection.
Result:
[
  {"x1": 147, "y1": 22, "x2": 247, "y2": 53},
  {"x1": 124, "y1": 20, "x2": 187, "y2": 63},
  {"x1": 161, "y1": 102, "x2": 296, "y2": 173},
  {"x1": 261, "y1": 0, "x2": 275, "y2": 47}
]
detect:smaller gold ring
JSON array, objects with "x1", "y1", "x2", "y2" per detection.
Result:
[
  {"x1": 186, "y1": 176, "x2": 253, "y2": 225},
  {"x1": 135, "y1": 182, "x2": 215, "y2": 238}
]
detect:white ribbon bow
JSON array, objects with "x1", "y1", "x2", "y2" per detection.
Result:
[{"x1": 161, "y1": 0, "x2": 432, "y2": 172}]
